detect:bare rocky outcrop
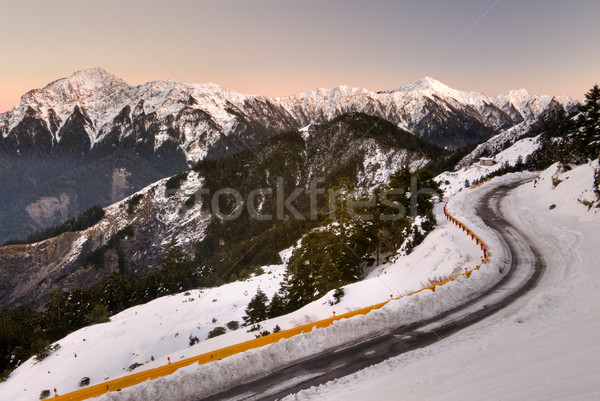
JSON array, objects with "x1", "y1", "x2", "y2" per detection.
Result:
[{"x1": 25, "y1": 193, "x2": 72, "y2": 228}]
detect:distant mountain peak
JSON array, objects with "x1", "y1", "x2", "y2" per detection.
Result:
[
  {"x1": 18, "y1": 67, "x2": 131, "y2": 111},
  {"x1": 55, "y1": 67, "x2": 128, "y2": 92},
  {"x1": 415, "y1": 76, "x2": 449, "y2": 90},
  {"x1": 36, "y1": 68, "x2": 127, "y2": 94},
  {"x1": 392, "y1": 76, "x2": 453, "y2": 94},
  {"x1": 69, "y1": 67, "x2": 119, "y2": 80}
]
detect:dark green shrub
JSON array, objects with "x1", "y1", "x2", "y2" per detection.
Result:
[
  {"x1": 164, "y1": 172, "x2": 188, "y2": 197},
  {"x1": 126, "y1": 194, "x2": 144, "y2": 214},
  {"x1": 207, "y1": 327, "x2": 226, "y2": 339},
  {"x1": 226, "y1": 321, "x2": 240, "y2": 331}
]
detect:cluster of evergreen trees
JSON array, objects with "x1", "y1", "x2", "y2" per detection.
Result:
[
  {"x1": 0, "y1": 244, "x2": 211, "y2": 379},
  {"x1": 530, "y1": 85, "x2": 599, "y2": 167},
  {"x1": 239, "y1": 168, "x2": 440, "y2": 323},
  {"x1": 277, "y1": 168, "x2": 440, "y2": 313},
  {"x1": 571, "y1": 84, "x2": 600, "y2": 162},
  {"x1": 241, "y1": 288, "x2": 286, "y2": 327},
  {"x1": 164, "y1": 172, "x2": 189, "y2": 197}
]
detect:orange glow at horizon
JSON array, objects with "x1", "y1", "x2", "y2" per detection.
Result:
[
  {"x1": 1, "y1": 70, "x2": 594, "y2": 115},
  {"x1": 1, "y1": 1, "x2": 597, "y2": 113}
]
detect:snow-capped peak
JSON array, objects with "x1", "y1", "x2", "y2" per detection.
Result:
[
  {"x1": 495, "y1": 88, "x2": 533, "y2": 106},
  {"x1": 396, "y1": 76, "x2": 453, "y2": 93},
  {"x1": 384, "y1": 77, "x2": 490, "y2": 113},
  {"x1": 492, "y1": 88, "x2": 570, "y2": 121},
  {"x1": 48, "y1": 67, "x2": 126, "y2": 89},
  {"x1": 7, "y1": 68, "x2": 136, "y2": 135},
  {"x1": 22, "y1": 68, "x2": 131, "y2": 105}
]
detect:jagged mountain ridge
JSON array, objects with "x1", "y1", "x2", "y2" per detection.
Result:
[
  {"x1": 1, "y1": 69, "x2": 575, "y2": 158},
  {"x1": 278, "y1": 76, "x2": 574, "y2": 147},
  {"x1": 0, "y1": 69, "x2": 575, "y2": 244},
  {"x1": 0, "y1": 68, "x2": 298, "y2": 161}
]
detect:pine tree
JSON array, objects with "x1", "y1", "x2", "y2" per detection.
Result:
[
  {"x1": 243, "y1": 289, "x2": 269, "y2": 325},
  {"x1": 84, "y1": 304, "x2": 110, "y2": 325},
  {"x1": 160, "y1": 243, "x2": 190, "y2": 271},
  {"x1": 279, "y1": 236, "x2": 319, "y2": 310},
  {"x1": 326, "y1": 177, "x2": 356, "y2": 224},
  {"x1": 576, "y1": 84, "x2": 600, "y2": 160},
  {"x1": 413, "y1": 168, "x2": 441, "y2": 216},
  {"x1": 102, "y1": 272, "x2": 127, "y2": 313},
  {"x1": 159, "y1": 243, "x2": 193, "y2": 293},
  {"x1": 267, "y1": 293, "x2": 286, "y2": 319},
  {"x1": 315, "y1": 253, "x2": 343, "y2": 295}
]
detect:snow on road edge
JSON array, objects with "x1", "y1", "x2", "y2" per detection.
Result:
[
  {"x1": 281, "y1": 165, "x2": 600, "y2": 401},
  {"x1": 99, "y1": 178, "x2": 516, "y2": 401}
]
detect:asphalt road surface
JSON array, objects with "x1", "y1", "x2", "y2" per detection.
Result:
[{"x1": 201, "y1": 178, "x2": 544, "y2": 401}]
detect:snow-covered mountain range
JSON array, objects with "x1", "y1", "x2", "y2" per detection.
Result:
[
  {"x1": 0, "y1": 69, "x2": 575, "y2": 245},
  {"x1": 280, "y1": 76, "x2": 575, "y2": 147},
  {"x1": 0, "y1": 69, "x2": 580, "y2": 307},
  {"x1": 1, "y1": 69, "x2": 575, "y2": 159}
]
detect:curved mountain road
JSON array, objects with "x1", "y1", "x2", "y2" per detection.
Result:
[{"x1": 201, "y1": 178, "x2": 544, "y2": 401}]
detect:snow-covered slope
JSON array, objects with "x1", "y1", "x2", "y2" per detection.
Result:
[
  {"x1": 285, "y1": 161, "x2": 600, "y2": 401},
  {"x1": 455, "y1": 119, "x2": 535, "y2": 169},
  {"x1": 0, "y1": 201, "x2": 484, "y2": 400},
  {"x1": 437, "y1": 133, "x2": 542, "y2": 194},
  {"x1": 0, "y1": 169, "x2": 211, "y2": 309}
]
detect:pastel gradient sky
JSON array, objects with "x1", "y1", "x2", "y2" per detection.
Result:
[{"x1": 0, "y1": 0, "x2": 598, "y2": 112}]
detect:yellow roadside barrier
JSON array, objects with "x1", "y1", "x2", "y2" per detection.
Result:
[
  {"x1": 52, "y1": 191, "x2": 489, "y2": 400},
  {"x1": 51, "y1": 300, "x2": 391, "y2": 400}
]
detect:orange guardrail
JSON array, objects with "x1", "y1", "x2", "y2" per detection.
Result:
[
  {"x1": 51, "y1": 300, "x2": 391, "y2": 400},
  {"x1": 470, "y1": 177, "x2": 493, "y2": 189},
  {"x1": 52, "y1": 189, "x2": 490, "y2": 400}
]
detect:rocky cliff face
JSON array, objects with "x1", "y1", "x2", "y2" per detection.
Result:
[{"x1": 0, "y1": 226, "x2": 110, "y2": 309}]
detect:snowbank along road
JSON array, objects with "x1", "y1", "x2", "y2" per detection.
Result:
[{"x1": 202, "y1": 177, "x2": 544, "y2": 401}]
